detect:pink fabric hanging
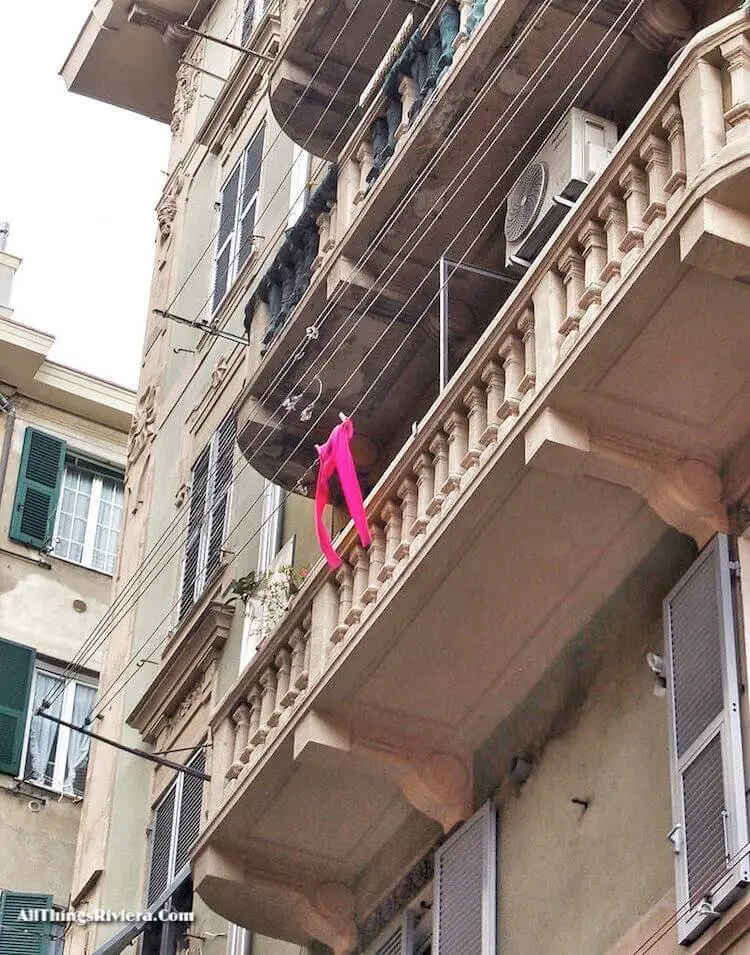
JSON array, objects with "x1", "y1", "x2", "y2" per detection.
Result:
[{"x1": 314, "y1": 416, "x2": 371, "y2": 570}]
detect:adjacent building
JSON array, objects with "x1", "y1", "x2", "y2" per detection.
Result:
[
  {"x1": 61, "y1": 0, "x2": 750, "y2": 953},
  {"x1": 0, "y1": 226, "x2": 135, "y2": 949}
]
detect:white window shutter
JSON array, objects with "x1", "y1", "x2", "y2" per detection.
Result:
[
  {"x1": 373, "y1": 911, "x2": 416, "y2": 955},
  {"x1": 664, "y1": 534, "x2": 749, "y2": 943},
  {"x1": 433, "y1": 802, "x2": 496, "y2": 955}
]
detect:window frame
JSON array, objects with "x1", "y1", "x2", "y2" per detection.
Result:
[
  {"x1": 146, "y1": 748, "x2": 206, "y2": 906},
  {"x1": 178, "y1": 416, "x2": 236, "y2": 620},
  {"x1": 50, "y1": 456, "x2": 124, "y2": 575},
  {"x1": 287, "y1": 145, "x2": 311, "y2": 227},
  {"x1": 17, "y1": 663, "x2": 97, "y2": 797},
  {"x1": 211, "y1": 125, "x2": 265, "y2": 313}
]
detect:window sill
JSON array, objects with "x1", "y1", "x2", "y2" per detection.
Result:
[
  {"x1": 49, "y1": 551, "x2": 115, "y2": 578},
  {"x1": 10, "y1": 775, "x2": 85, "y2": 803}
]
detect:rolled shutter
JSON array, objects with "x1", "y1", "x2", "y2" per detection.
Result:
[
  {"x1": 664, "y1": 534, "x2": 749, "y2": 943},
  {"x1": 174, "y1": 749, "x2": 206, "y2": 872},
  {"x1": 205, "y1": 414, "x2": 236, "y2": 580},
  {"x1": 147, "y1": 784, "x2": 177, "y2": 905},
  {"x1": 433, "y1": 802, "x2": 496, "y2": 955},
  {"x1": 374, "y1": 911, "x2": 416, "y2": 955},
  {"x1": 241, "y1": 0, "x2": 258, "y2": 55},
  {"x1": 179, "y1": 446, "x2": 210, "y2": 620},
  {"x1": 0, "y1": 891, "x2": 53, "y2": 955},
  {"x1": 0, "y1": 638, "x2": 36, "y2": 776},
  {"x1": 212, "y1": 165, "x2": 241, "y2": 311},
  {"x1": 10, "y1": 429, "x2": 66, "y2": 549},
  {"x1": 238, "y1": 126, "x2": 265, "y2": 269}
]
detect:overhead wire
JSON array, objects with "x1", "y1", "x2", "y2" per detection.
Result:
[
  {"x1": 41, "y1": 0, "x2": 399, "y2": 710},
  {"x1": 43, "y1": 0, "x2": 562, "y2": 711},
  {"x1": 70, "y1": 0, "x2": 594, "y2": 716},
  {"x1": 88, "y1": 0, "x2": 641, "y2": 721},
  {"x1": 69, "y1": 0, "x2": 624, "y2": 718}
]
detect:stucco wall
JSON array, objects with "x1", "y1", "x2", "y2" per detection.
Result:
[
  {"x1": 0, "y1": 397, "x2": 126, "y2": 666},
  {"x1": 487, "y1": 533, "x2": 695, "y2": 955},
  {"x1": 0, "y1": 392, "x2": 127, "y2": 907},
  {"x1": 0, "y1": 789, "x2": 82, "y2": 904}
]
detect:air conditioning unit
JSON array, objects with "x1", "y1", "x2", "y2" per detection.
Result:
[{"x1": 504, "y1": 107, "x2": 618, "y2": 269}]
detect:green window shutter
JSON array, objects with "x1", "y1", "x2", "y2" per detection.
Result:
[
  {"x1": 0, "y1": 891, "x2": 53, "y2": 955},
  {"x1": 0, "y1": 638, "x2": 35, "y2": 776},
  {"x1": 9, "y1": 429, "x2": 67, "y2": 549}
]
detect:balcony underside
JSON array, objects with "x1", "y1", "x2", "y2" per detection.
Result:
[
  {"x1": 62, "y1": 0, "x2": 212, "y2": 121},
  {"x1": 198, "y1": 169, "x2": 750, "y2": 941},
  {"x1": 269, "y1": 0, "x2": 422, "y2": 158},
  {"x1": 241, "y1": 0, "x2": 673, "y2": 490}
]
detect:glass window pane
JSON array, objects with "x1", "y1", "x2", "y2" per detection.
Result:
[
  {"x1": 54, "y1": 465, "x2": 92, "y2": 564},
  {"x1": 24, "y1": 672, "x2": 64, "y2": 788},
  {"x1": 92, "y1": 477, "x2": 124, "y2": 576}
]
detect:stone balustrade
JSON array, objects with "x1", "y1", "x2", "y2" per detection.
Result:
[
  {"x1": 243, "y1": 164, "x2": 338, "y2": 353},
  {"x1": 337, "y1": 0, "x2": 489, "y2": 208},
  {"x1": 222, "y1": 609, "x2": 312, "y2": 787},
  {"x1": 210, "y1": 12, "x2": 750, "y2": 814}
]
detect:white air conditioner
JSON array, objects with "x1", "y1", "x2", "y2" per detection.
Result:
[{"x1": 504, "y1": 107, "x2": 618, "y2": 269}]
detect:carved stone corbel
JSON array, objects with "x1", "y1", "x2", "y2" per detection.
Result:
[
  {"x1": 524, "y1": 408, "x2": 728, "y2": 548},
  {"x1": 296, "y1": 883, "x2": 357, "y2": 955},
  {"x1": 397, "y1": 752, "x2": 473, "y2": 832}
]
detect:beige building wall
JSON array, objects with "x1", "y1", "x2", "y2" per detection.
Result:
[
  {"x1": 0, "y1": 245, "x2": 135, "y2": 910},
  {"x1": 492, "y1": 535, "x2": 693, "y2": 955},
  {"x1": 61, "y1": 2, "x2": 325, "y2": 953}
]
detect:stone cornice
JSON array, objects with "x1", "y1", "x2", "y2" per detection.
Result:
[{"x1": 127, "y1": 597, "x2": 235, "y2": 742}]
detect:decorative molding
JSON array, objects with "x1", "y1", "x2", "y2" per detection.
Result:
[
  {"x1": 524, "y1": 409, "x2": 729, "y2": 547},
  {"x1": 127, "y1": 383, "x2": 158, "y2": 467},
  {"x1": 188, "y1": 348, "x2": 243, "y2": 436},
  {"x1": 358, "y1": 840, "x2": 442, "y2": 949},
  {"x1": 171, "y1": 59, "x2": 200, "y2": 138},
  {"x1": 127, "y1": 598, "x2": 235, "y2": 743},
  {"x1": 157, "y1": 173, "x2": 185, "y2": 242}
]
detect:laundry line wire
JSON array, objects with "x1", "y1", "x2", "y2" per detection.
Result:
[
  {"x1": 40, "y1": 0, "x2": 398, "y2": 706},
  {"x1": 63, "y1": 0, "x2": 595, "y2": 716},
  {"x1": 86, "y1": 0, "x2": 641, "y2": 724},
  {"x1": 43, "y1": 0, "x2": 563, "y2": 709}
]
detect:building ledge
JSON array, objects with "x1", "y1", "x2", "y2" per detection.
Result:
[{"x1": 61, "y1": 0, "x2": 212, "y2": 122}]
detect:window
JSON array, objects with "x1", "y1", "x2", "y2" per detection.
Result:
[
  {"x1": 0, "y1": 891, "x2": 53, "y2": 955},
  {"x1": 663, "y1": 534, "x2": 749, "y2": 943},
  {"x1": 433, "y1": 802, "x2": 496, "y2": 954},
  {"x1": 10, "y1": 427, "x2": 124, "y2": 574},
  {"x1": 147, "y1": 749, "x2": 206, "y2": 905},
  {"x1": 52, "y1": 459, "x2": 124, "y2": 574},
  {"x1": 179, "y1": 415, "x2": 236, "y2": 620},
  {"x1": 287, "y1": 145, "x2": 311, "y2": 227},
  {"x1": 21, "y1": 667, "x2": 96, "y2": 797},
  {"x1": 240, "y1": 0, "x2": 268, "y2": 46},
  {"x1": 212, "y1": 126, "x2": 265, "y2": 310}
]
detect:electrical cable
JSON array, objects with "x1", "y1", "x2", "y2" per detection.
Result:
[
  {"x1": 40, "y1": 0, "x2": 402, "y2": 706},
  {"x1": 42, "y1": 0, "x2": 564, "y2": 710},
  {"x1": 87, "y1": 0, "x2": 641, "y2": 721},
  {"x1": 58, "y1": 0, "x2": 620, "y2": 718},
  {"x1": 69, "y1": 0, "x2": 599, "y2": 716}
]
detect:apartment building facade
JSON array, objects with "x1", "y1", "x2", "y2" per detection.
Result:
[
  {"x1": 62, "y1": 0, "x2": 750, "y2": 952},
  {"x1": 0, "y1": 230, "x2": 135, "y2": 951}
]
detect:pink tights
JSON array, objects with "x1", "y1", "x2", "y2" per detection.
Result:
[{"x1": 314, "y1": 417, "x2": 371, "y2": 570}]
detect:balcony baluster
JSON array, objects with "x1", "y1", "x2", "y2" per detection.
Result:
[
  {"x1": 331, "y1": 564, "x2": 354, "y2": 643},
  {"x1": 225, "y1": 704, "x2": 251, "y2": 782}
]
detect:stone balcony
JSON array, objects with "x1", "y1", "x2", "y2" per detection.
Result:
[
  {"x1": 194, "y1": 13, "x2": 750, "y2": 951},
  {"x1": 268, "y1": 0, "x2": 424, "y2": 158},
  {"x1": 239, "y1": 0, "x2": 695, "y2": 492}
]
